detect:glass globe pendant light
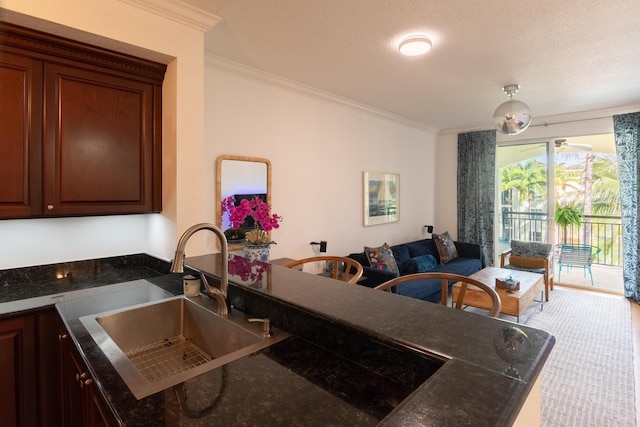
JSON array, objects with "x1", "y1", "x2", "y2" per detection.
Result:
[{"x1": 493, "y1": 84, "x2": 532, "y2": 135}]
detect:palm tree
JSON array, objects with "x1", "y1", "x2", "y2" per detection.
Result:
[
  {"x1": 554, "y1": 152, "x2": 621, "y2": 262},
  {"x1": 554, "y1": 162, "x2": 582, "y2": 206},
  {"x1": 590, "y1": 155, "x2": 621, "y2": 216},
  {"x1": 583, "y1": 153, "x2": 595, "y2": 217},
  {"x1": 501, "y1": 159, "x2": 547, "y2": 208}
]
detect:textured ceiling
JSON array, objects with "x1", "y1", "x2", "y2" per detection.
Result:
[{"x1": 200, "y1": 0, "x2": 640, "y2": 132}]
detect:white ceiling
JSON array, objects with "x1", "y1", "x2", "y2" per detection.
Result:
[{"x1": 198, "y1": 0, "x2": 640, "y2": 132}]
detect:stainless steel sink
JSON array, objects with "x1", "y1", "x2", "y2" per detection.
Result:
[{"x1": 80, "y1": 295, "x2": 288, "y2": 399}]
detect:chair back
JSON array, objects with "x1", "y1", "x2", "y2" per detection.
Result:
[
  {"x1": 511, "y1": 240, "x2": 552, "y2": 258},
  {"x1": 559, "y1": 244, "x2": 600, "y2": 266},
  {"x1": 374, "y1": 272, "x2": 502, "y2": 317},
  {"x1": 501, "y1": 241, "x2": 552, "y2": 265},
  {"x1": 283, "y1": 256, "x2": 364, "y2": 284}
]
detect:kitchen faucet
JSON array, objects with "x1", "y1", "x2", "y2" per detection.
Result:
[{"x1": 170, "y1": 223, "x2": 230, "y2": 315}]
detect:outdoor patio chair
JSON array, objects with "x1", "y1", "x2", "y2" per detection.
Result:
[
  {"x1": 500, "y1": 240, "x2": 554, "y2": 302},
  {"x1": 557, "y1": 244, "x2": 601, "y2": 286}
]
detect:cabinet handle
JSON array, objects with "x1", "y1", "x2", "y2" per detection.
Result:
[
  {"x1": 76, "y1": 372, "x2": 88, "y2": 381},
  {"x1": 47, "y1": 204, "x2": 54, "y2": 210}
]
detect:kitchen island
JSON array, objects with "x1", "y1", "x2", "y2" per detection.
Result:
[{"x1": 1, "y1": 253, "x2": 554, "y2": 426}]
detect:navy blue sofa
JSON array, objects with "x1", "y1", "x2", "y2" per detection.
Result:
[{"x1": 347, "y1": 239, "x2": 482, "y2": 303}]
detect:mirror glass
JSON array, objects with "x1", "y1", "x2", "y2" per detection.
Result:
[{"x1": 216, "y1": 155, "x2": 271, "y2": 247}]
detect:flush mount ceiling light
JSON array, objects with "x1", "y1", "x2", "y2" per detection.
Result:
[
  {"x1": 398, "y1": 36, "x2": 432, "y2": 56},
  {"x1": 493, "y1": 84, "x2": 532, "y2": 135}
]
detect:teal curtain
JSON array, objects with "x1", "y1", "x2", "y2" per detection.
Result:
[
  {"x1": 457, "y1": 130, "x2": 496, "y2": 266},
  {"x1": 613, "y1": 112, "x2": 640, "y2": 302}
]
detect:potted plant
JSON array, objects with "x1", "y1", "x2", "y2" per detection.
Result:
[
  {"x1": 223, "y1": 226, "x2": 246, "y2": 243},
  {"x1": 554, "y1": 202, "x2": 583, "y2": 244},
  {"x1": 221, "y1": 196, "x2": 282, "y2": 261},
  {"x1": 221, "y1": 196, "x2": 250, "y2": 244}
]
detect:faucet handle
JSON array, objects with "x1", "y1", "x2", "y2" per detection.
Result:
[{"x1": 248, "y1": 317, "x2": 272, "y2": 338}]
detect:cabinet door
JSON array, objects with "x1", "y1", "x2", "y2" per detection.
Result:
[
  {"x1": 38, "y1": 309, "x2": 62, "y2": 427},
  {"x1": 0, "y1": 52, "x2": 43, "y2": 217},
  {"x1": 60, "y1": 329, "x2": 89, "y2": 427},
  {"x1": 0, "y1": 315, "x2": 37, "y2": 427},
  {"x1": 43, "y1": 63, "x2": 159, "y2": 216},
  {"x1": 59, "y1": 321, "x2": 117, "y2": 427}
]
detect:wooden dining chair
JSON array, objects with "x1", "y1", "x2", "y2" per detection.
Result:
[
  {"x1": 283, "y1": 256, "x2": 364, "y2": 284},
  {"x1": 375, "y1": 272, "x2": 502, "y2": 317}
]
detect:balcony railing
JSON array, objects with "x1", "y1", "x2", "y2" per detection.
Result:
[{"x1": 500, "y1": 209, "x2": 622, "y2": 266}]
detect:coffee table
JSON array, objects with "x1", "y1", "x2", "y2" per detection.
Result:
[{"x1": 451, "y1": 267, "x2": 544, "y2": 322}]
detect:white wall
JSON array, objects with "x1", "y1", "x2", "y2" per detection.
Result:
[
  {"x1": 204, "y1": 58, "x2": 439, "y2": 261},
  {"x1": 434, "y1": 132, "x2": 459, "y2": 238}
]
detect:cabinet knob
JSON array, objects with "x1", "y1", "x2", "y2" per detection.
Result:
[
  {"x1": 47, "y1": 204, "x2": 54, "y2": 210},
  {"x1": 76, "y1": 372, "x2": 88, "y2": 381},
  {"x1": 58, "y1": 333, "x2": 68, "y2": 341},
  {"x1": 81, "y1": 378, "x2": 93, "y2": 388}
]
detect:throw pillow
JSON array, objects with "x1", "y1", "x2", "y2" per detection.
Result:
[
  {"x1": 433, "y1": 231, "x2": 458, "y2": 264},
  {"x1": 405, "y1": 254, "x2": 437, "y2": 274},
  {"x1": 364, "y1": 243, "x2": 399, "y2": 275}
]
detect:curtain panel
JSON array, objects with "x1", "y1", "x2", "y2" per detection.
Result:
[
  {"x1": 613, "y1": 112, "x2": 640, "y2": 302},
  {"x1": 457, "y1": 130, "x2": 496, "y2": 266}
]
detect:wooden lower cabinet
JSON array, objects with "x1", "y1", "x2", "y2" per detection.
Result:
[
  {"x1": 0, "y1": 314, "x2": 37, "y2": 427},
  {"x1": 38, "y1": 309, "x2": 62, "y2": 427},
  {"x1": 58, "y1": 317, "x2": 118, "y2": 427},
  {"x1": 0, "y1": 309, "x2": 116, "y2": 427}
]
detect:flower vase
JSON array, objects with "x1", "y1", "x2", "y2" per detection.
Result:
[
  {"x1": 227, "y1": 239, "x2": 245, "y2": 251},
  {"x1": 243, "y1": 243, "x2": 270, "y2": 263}
]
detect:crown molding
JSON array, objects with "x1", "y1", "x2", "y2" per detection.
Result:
[
  {"x1": 205, "y1": 54, "x2": 439, "y2": 134},
  {"x1": 118, "y1": 0, "x2": 220, "y2": 32},
  {"x1": 528, "y1": 105, "x2": 640, "y2": 128},
  {"x1": 439, "y1": 104, "x2": 640, "y2": 136}
]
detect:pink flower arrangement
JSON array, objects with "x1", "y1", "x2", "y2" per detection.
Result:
[{"x1": 221, "y1": 196, "x2": 282, "y2": 245}]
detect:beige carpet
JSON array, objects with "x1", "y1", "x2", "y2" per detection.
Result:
[{"x1": 523, "y1": 289, "x2": 635, "y2": 426}]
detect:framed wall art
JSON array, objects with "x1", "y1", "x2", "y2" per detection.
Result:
[{"x1": 363, "y1": 171, "x2": 399, "y2": 226}]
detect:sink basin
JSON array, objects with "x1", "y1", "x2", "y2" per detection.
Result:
[{"x1": 80, "y1": 295, "x2": 288, "y2": 399}]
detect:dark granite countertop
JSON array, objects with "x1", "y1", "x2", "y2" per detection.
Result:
[
  {"x1": 0, "y1": 254, "x2": 168, "y2": 310},
  {"x1": 188, "y1": 254, "x2": 555, "y2": 427},
  {"x1": 57, "y1": 276, "x2": 428, "y2": 426},
  {"x1": 0, "y1": 253, "x2": 554, "y2": 426}
]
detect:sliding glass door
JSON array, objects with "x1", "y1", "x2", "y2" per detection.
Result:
[{"x1": 495, "y1": 142, "x2": 553, "y2": 260}]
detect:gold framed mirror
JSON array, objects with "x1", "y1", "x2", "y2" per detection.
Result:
[{"x1": 215, "y1": 155, "x2": 272, "y2": 250}]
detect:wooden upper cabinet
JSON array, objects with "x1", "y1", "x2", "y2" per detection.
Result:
[
  {"x1": 0, "y1": 51, "x2": 43, "y2": 217},
  {"x1": 0, "y1": 22, "x2": 165, "y2": 218},
  {"x1": 43, "y1": 63, "x2": 157, "y2": 215}
]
